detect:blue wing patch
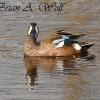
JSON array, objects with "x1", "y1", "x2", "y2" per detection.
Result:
[{"x1": 52, "y1": 35, "x2": 72, "y2": 48}]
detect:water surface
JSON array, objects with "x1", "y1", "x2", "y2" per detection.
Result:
[{"x1": 0, "y1": 0, "x2": 100, "y2": 100}]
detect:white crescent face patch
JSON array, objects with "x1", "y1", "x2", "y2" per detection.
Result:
[
  {"x1": 35, "y1": 25, "x2": 39, "y2": 34},
  {"x1": 73, "y1": 43, "x2": 81, "y2": 50},
  {"x1": 28, "y1": 25, "x2": 32, "y2": 35}
]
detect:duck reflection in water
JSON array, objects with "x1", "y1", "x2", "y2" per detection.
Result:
[
  {"x1": 24, "y1": 55, "x2": 38, "y2": 87},
  {"x1": 24, "y1": 52, "x2": 95, "y2": 90},
  {"x1": 24, "y1": 55, "x2": 76, "y2": 87}
]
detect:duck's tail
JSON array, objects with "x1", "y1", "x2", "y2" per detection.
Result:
[{"x1": 81, "y1": 43, "x2": 95, "y2": 51}]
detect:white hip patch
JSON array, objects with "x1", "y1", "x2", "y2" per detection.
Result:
[{"x1": 73, "y1": 43, "x2": 81, "y2": 51}]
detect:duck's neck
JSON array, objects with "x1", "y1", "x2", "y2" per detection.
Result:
[
  {"x1": 28, "y1": 35, "x2": 37, "y2": 45},
  {"x1": 24, "y1": 36, "x2": 38, "y2": 54}
]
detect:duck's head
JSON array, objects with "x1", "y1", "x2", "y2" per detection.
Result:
[{"x1": 28, "y1": 22, "x2": 39, "y2": 42}]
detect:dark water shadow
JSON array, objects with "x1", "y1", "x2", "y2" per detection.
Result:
[{"x1": 80, "y1": 51, "x2": 95, "y2": 61}]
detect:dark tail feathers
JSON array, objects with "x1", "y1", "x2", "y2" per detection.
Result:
[{"x1": 81, "y1": 43, "x2": 95, "y2": 51}]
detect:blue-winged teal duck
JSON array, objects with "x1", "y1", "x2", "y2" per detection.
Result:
[{"x1": 24, "y1": 23, "x2": 94, "y2": 57}]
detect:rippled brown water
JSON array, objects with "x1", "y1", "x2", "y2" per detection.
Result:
[{"x1": 0, "y1": 0, "x2": 100, "y2": 100}]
